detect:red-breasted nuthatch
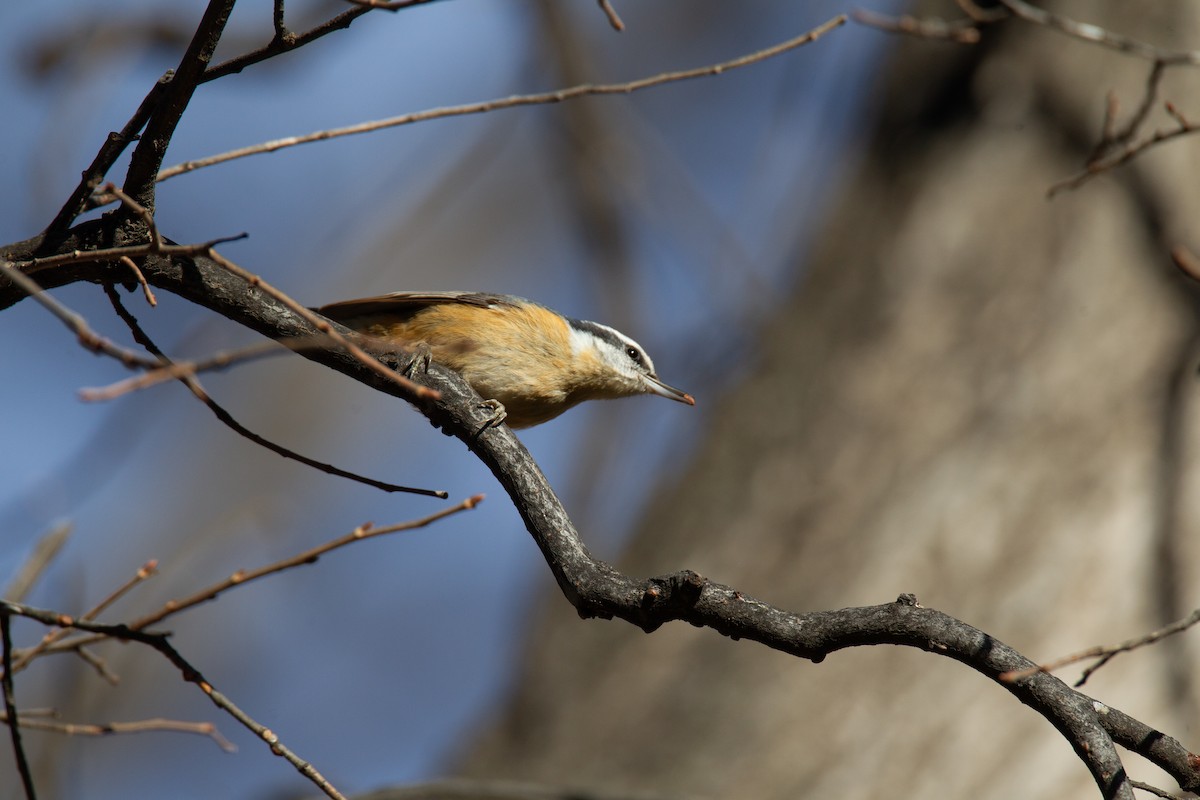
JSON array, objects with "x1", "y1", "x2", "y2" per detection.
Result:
[{"x1": 316, "y1": 291, "x2": 695, "y2": 428}]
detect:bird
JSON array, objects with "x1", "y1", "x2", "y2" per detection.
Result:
[{"x1": 315, "y1": 291, "x2": 695, "y2": 429}]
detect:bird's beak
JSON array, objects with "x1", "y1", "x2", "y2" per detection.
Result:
[{"x1": 644, "y1": 374, "x2": 695, "y2": 406}]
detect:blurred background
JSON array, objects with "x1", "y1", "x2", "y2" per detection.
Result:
[{"x1": 4, "y1": 1, "x2": 1200, "y2": 798}]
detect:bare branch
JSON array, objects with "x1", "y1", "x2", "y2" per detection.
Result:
[
  {"x1": 853, "y1": 8, "x2": 984, "y2": 44},
  {"x1": 1, "y1": 712, "x2": 236, "y2": 753},
  {"x1": 122, "y1": 0, "x2": 238, "y2": 210},
  {"x1": 78, "y1": 340, "x2": 286, "y2": 401},
  {"x1": 597, "y1": 0, "x2": 624, "y2": 32},
  {"x1": 156, "y1": 16, "x2": 847, "y2": 182},
  {"x1": 342, "y1": 0, "x2": 442, "y2": 10},
  {"x1": 202, "y1": 7, "x2": 372, "y2": 82},
  {"x1": 1000, "y1": 606, "x2": 1200, "y2": 686},
  {"x1": 1048, "y1": 104, "x2": 1200, "y2": 197}
]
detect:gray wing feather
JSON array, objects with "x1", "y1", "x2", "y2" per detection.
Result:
[{"x1": 315, "y1": 291, "x2": 524, "y2": 320}]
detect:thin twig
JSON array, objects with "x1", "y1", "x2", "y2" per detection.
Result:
[
  {"x1": 202, "y1": 7, "x2": 372, "y2": 82},
  {"x1": 18, "y1": 232, "x2": 246, "y2": 275},
  {"x1": 104, "y1": 184, "x2": 164, "y2": 250},
  {"x1": 1130, "y1": 779, "x2": 1184, "y2": 799},
  {"x1": 156, "y1": 15, "x2": 847, "y2": 182},
  {"x1": 999, "y1": 607, "x2": 1200, "y2": 685},
  {"x1": 124, "y1": 494, "x2": 483, "y2": 633},
  {"x1": 118, "y1": 255, "x2": 157, "y2": 306},
  {"x1": 597, "y1": 0, "x2": 624, "y2": 32},
  {"x1": 79, "y1": 340, "x2": 289, "y2": 401},
  {"x1": 1048, "y1": 105, "x2": 1200, "y2": 196},
  {"x1": 853, "y1": 8, "x2": 984, "y2": 44},
  {"x1": 0, "y1": 712, "x2": 236, "y2": 753},
  {"x1": 342, "y1": 0, "x2": 440, "y2": 9},
  {"x1": 1, "y1": 609, "x2": 37, "y2": 800}
]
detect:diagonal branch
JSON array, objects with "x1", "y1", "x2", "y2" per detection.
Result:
[{"x1": 122, "y1": 0, "x2": 238, "y2": 210}]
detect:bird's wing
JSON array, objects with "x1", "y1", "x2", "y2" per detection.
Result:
[{"x1": 315, "y1": 291, "x2": 523, "y2": 321}]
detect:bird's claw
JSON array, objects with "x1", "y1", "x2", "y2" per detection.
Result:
[
  {"x1": 475, "y1": 399, "x2": 507, "y2": 435},
  {"x1": 402, "y1": 342, "x2": 433, "y2": 378}
]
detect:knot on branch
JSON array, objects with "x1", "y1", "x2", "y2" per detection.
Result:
[{"x1": 637, "y1": 570, "x2": 707, "y2": 633}]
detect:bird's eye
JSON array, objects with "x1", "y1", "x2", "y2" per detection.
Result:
[{"x1": 626, "y1": 346, "x2": 642, "y2": 364}]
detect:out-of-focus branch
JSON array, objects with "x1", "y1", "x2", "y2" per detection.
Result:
[{"x1": 3, "y1": 524, "x2": 72, "y2": 603}]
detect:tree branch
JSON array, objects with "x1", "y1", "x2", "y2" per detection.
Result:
[{"x1": 122, "y1": 0, "x2": 237, "y2": 210}]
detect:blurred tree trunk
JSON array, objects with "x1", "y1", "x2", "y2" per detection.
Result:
[{"x1": 459, "y1": 3, "x2": 1200, "y2": 797}]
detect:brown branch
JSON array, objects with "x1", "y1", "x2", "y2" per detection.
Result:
[
  {"x1": 79, "y1": 340, "x2": 288, "y2": 401},
  {"x1": 597, "y1": 0, "x2": 624, "y2": 32},
  {"x1": 342, "y1": 0, "x2": 442, "y2": 10},
  {"x1": 202, "y1": 7, "x2": 372, "y2": 82},
  {"x1": 999, "y1": 607, "x2": 1200, "y2": 686},
  {"x1": 122, "y1": 0, "x2": 237, "y2": 210},
  {"x1": 119, "y1": 255, "x2": 157, "y2": 306},
  {"x1": 1, "y1": 712, "x2": 236, "y2": 753},
  {"x1": 852, "y1": 8, "x2": 984, "y2": 44},
  {"x1": 1130, "y1": 779, "x2": 1184, "y2": 799},
  {"x1": 123, "y1": 495, "x2": 483, "y2": 633},
  {"x1": 1048, "y1": 104, "x2": 1200, "y2": 197},
  {"x1": 156, "y1": 15, "x2": 847, "y2": 182}
]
